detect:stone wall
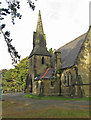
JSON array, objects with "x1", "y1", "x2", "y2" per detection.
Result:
[
  {"x1": 29, "y1": 55, "x2": 51, "y2": 94},
  {"x1": 29, "y1": 55, "x2": 51, "y2": 78},
  {"x1": 75, "y1": 28, "x2": 91, "y2": 97},
  {"x1": 60, "y1": 28, "x2": 91, "y2": 97},
  {"x1": 33, "y1": 74, "x2": 60, "y2": 96},
  {"x1": 55, "y1": 52, "x2": 61, "y2": 71},
  {"x1": 35, "y1": 55, "x2": 51, "y2": 76},
  {"x1": 60, "y1": 67, "x2": 77, "y2": 97}
]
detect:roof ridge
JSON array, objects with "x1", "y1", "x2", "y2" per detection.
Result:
[{"x1": 42, "y1": 68, "x2": 50, "y2": 78}]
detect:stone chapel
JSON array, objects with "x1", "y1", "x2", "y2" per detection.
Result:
[{"x1": 25, "y1": 10, "x2": 91, "y2": 97}]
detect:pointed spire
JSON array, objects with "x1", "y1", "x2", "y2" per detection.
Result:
[{"x1": 36, "y1": 10, "x2": 44, "y2": 34}]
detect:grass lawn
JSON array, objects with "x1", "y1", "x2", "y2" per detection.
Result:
[
  {"x1": 24, "y1": 109, "x2": 90, "y2": 118},
  {"x1": 2, "y1": 94, "x2": 90, "y2": 118},
  {"x1": 3, "y1": 109, "x2": 89, "y2": 118},
  {"x1": 24, "y1": 94, "x2": 91, "y2": 101},
  {"x1": 2, "y1": 100, "x2": 90, "y2": 118}
]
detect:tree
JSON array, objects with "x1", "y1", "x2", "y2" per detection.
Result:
[
  {"x1": 2, "y1": 56, "x2": 29, "y2": 92},
  {"x1": 49, "y1": 48, "x2": 56, "y2": 55},
  {"x1": 49, "y1": 48, "x2": 53, "y2": 55},
  {"x1": 0, "y1": 69, "x2": 8, "y2": 77},
  {"x1": 0, "y1": 0, "x2": 36, "y2": 67},
  {"x1": 15, "y1": 56, "x2": 29, "y2": 91}
]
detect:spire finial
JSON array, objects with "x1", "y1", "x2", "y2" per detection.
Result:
[
  {"x1": 36, "y1": 10, "x2": 44, "y2": 34},
  {"x1": 39, "y1": 10, "x2": 41, "y2": 16}
]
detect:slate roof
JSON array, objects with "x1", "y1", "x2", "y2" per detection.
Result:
[
  {"x1": 56, "y1": 33, "x2": 87, "y2": 69},
  {"x1": 34, "y1": 68, "x2": 55, "y2": 80},
  {"x1": 29, "y1": 47, "x2": 51, "y2": 58},
  {"x1": 35, "y1": 33, "x2": 87, "y2": 80}
]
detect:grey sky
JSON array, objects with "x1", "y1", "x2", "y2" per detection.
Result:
[
  {"x1": 89, "y1": 1, "x2": 91, "y2": 26},
  {"x1": 0, "y1": 0, "x2": 90, "y2": 70}
]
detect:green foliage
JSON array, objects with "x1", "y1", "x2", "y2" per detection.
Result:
[
  {"x1": 0, "y1": 69, "x2": 8, "y2": 77},
  {"x1": 2, "y1": 56, "x2": 29, "y2": 92},
  {"x1": 51, "y1": 78, "x2": 56, "y2": 82},
  {"x1": 24, "y1": 94, "x2": 40, "y2": 99},
  {"x1": 49, "y1": 48, "x2": 53, "y2": 55},
  {"x1": 3, "y1": 69, "x2": 13, "y2": 82}
]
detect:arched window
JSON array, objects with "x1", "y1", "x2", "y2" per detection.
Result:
[
  {"x1": 67, "y1": 73, "x2": 69, "y2": 86},
  {"x1": 42, "y1": 57, "x2": 44, "y2": 64},
  {"x1": 69, "y1": 72, "x2": 72, "y2": 86},
  {"x1": 64, "y1": 72, "x2": 69, "y2": 86},
  {"x1": 63, "y1": 73, "x2": 66, "y2": 84},
  {"x1": 65, "y1": 72, "x2": 69, "y2": 86}
]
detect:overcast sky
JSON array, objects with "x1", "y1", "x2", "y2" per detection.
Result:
[{"x1": 0, "y1": 0, "x2": 90, "y2": 70}]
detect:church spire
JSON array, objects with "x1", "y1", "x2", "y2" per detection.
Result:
[
  {"x1": 29, "y1": 10, "x2": 51, "y2": 58},
  {"x1": 36, "y1": 10, "x2": 44, "y2": 34}
]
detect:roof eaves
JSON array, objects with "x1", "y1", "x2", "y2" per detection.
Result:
[{"x1": 61, "y1": 64, "x2": 75, "y2": 70}]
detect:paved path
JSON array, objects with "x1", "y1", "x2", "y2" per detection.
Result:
[{"x1": 2, "y1": 92, "x2": 90, "y2": 111}]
